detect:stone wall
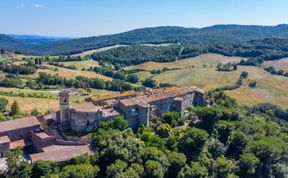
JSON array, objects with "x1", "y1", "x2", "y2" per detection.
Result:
[
  {"x1": 70, "y1": 110, "x2": 101, "y2": 132},
  {"x1": 0, "y1": 142, "x2": 10, "y2": 154},
  {"x1": 30, "y1": 132, "x2": 56, "y2": 152},
  {"x1": 0, "y1": 126, "x2": 40, "y2": 142}
]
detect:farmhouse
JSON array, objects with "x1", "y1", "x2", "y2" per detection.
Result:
[{"x1": 55, "y1": 86, "x2": 206, "y2": 132}]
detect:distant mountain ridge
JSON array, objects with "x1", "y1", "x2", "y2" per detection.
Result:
[
  {"x1": 8, "y1": 34, "x2": 72, "y2": 45},
  {"x1": 1, "y1": 24, "x2": 288, "y2": 56}
]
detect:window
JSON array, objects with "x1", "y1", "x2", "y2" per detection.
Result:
[{"x1": 131, "y1": 108, "x2": 138, "y2": 116}]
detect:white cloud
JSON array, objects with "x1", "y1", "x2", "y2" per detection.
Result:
[{"x1": 34, "y1": 4, "x2": 43, "y2": 8}]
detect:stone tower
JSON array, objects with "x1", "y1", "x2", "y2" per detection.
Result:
[{"x1": 59, "y1": 90, "x2": 70, "y2": 127}]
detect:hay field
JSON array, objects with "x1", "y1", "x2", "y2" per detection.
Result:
[
  {"x1": 226, "y1": 66, "x2": 288, "y2": 108},
  {"x1": 125, "y1": 53, "x2": 244, "y2": 71},
  {"x1": 59, "y1": 60, "x2": 100, "y2": 70},
  {"x1": 26, "y1": 65, "x2": 112, "y2": 80},
  {"x1": 266, "y1": 58, "x2": 288, "y2": 71},
  {"x1": 0, "y1": 88, "x2": 117, "y2": 113},
  {"x1": 72, "y1": 45, "x2": 127, "y2": 57},
  {"x1": 153, "y1": 65, "x2": 288, "y2": 108}
]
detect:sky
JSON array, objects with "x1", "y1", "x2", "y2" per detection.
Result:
[{"x1": 0, "y1": 0, "x2": 288, "y2": 37}]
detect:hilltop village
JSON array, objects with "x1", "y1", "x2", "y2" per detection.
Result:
[{"x1": 0, "y1": 86, "x2": 205, "y2": 164}]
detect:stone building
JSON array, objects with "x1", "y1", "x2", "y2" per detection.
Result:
[
  {"x1": 0, "y1": 116, "x2": 45, "y2": 157},
  {"x1": 56, "y1": 86, "x2": 205, "y2": 132}
]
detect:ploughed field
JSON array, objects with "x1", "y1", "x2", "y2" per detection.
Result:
[{"x1": 126, "y1": 53, "x2": 288, "y2": 108}]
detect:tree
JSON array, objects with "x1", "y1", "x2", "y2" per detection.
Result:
[
  {"x1": 215, "y1": 156, "x2": 235, "y2": 178},
  {"x1": 0, "y1": 97, "x2": 8, "y2": 112},
  {"x1": 32, "y1": 160, "x2": 54, "y2": 178},
  {"x1": 249, "y1": 80, "x2": 257, "y2": 88},
  {"x1": 111, "y1": 116, "x2": 128, "y2": 131},
  {"x1": 167, "y1": 152, "x2": 187, "y2": 177},
  {"x1": 142, "y1": 78, "x2": 157, "y2": 88},
  {"x1": 177, "y1": 162, "x2": 208, "y2": 178},
  {"x1": 5, "y1": 148, "x2": 32, "y2": 178},
  {"x1": 10, "y1": 100, "x2": 20, "y2": 116},
  {"x1": 31, "y1": 109, "x2": 40, "y2": 116},
  {"x1": 163, "y1": 112, "x2": 182, "y2": 127},
  {"x1": 240, "y1": 71, "x2": 248, "y2": 78},
  {"x1": 226, "y1": 129, "x2": 249, "y2": 159},
  {"x1": 62, "y1": 163, "x2": 99, "y2": 178},
  {"x1": 206, "y1": 138, "x2": 226, "y2": 159},
  {"x1": 156, "y1": 123, "x2": 172, "y2": 138},
  {"x1": 99, "y1": 129, "x2": 143, "y2": 168},
  {"x1": 127, "y1": 74, "x2": 139, "y2": 84},
  {"x1": 118, "y1": 163, "x2": 144, "y2": 178},
  {"x1": 106, "y1": 160, "x2": 127, "y2": 177},
  {"x1": 140, "y1": 147, "x2": 170, "y2": 170},
  {"x1": 178, "y1": 127, "x2": 209, "y2": 159},
  {"x1": 145, "y1": 160, "x2": 165, "y2": 178},
  {"x1": 239, "y1": 153, "x2": 260, "y2": 175}
]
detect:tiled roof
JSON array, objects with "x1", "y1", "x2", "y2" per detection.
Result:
[
  {"x1": 120, "y1": 86, "x2": 203, "y2": 107},
  {"x1": 91, "y1": 90, "x2": 137, "y2": 101},
  {"x1": 0, "y1": 136, "x2": 10, "y2": 144},
  {"x1": 0, "y1": 116, "x2": 40, "y2": 133},
  {"x1": 70, "y1": 102, "x2": 100, "y2": 112}
]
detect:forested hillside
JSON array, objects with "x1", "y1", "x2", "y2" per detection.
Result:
[
  {"x1": 91, "y1": 38, "x2": 288, "y2": 67},
  {"x1": 1, "y1": 24, "x2": 288, "y2": 55},
  {"x1": 3, "y1": 91, "x2": 288, "y2": 178}
]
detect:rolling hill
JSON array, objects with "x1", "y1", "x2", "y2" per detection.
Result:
[{"x1": 1, "y1": 24, "x2": 288, "y2": 56}]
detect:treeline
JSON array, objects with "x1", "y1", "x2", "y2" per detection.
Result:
[
  {"x1": 213, "y1": 71, "x2": 248, "y2": 91},
  {"x1": 48, "y1": 62, "x2": 77, "y2": 70},
  {"x1": 53, "y1": 55, "x2": 88, "y2": 62},
  {"x1": 90, "y1": 38, "x2": 288, "y2": 67},
  {"x1": 91, "y1": 45, "x2": 182, "y2": 67},
  {"x1": 264, "y1": 66, "x2": 288, "y2": 77},
  {"x1": 0, "y1": 62, "x2": 36, "y2": 75},
  {"x1": 216, "y1": 62, "x2": 238, "y2": 71},
  {"x1": 36, "y1": 72, "x2": 134, "y2": 91},
  {"x1": 3, "y1": 90, "x2": 288, "y2": 178}
]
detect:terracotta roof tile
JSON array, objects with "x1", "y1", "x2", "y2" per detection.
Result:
[
  {"x1": 0, "y1": 136, "x2": 10, "y2": 144},
  {"x1": 120, "y1": 86, "x2": 204, "y2": 107},
  {"x1": 0, "y1": 116, "x2": 40, "y2": 133}
]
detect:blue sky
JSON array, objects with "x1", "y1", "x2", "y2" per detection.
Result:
[{"x1": 1, "y1": 0, "x2": 287, "y2": 37}]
